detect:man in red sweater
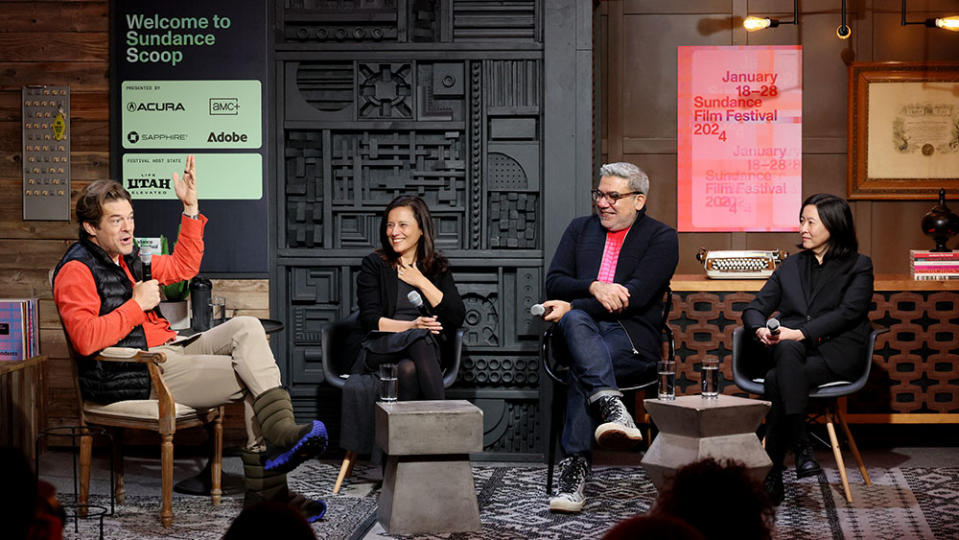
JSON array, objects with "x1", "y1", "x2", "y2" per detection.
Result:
[{"x1": 53, "y1": 156, "x2": 327, "y2": 521}]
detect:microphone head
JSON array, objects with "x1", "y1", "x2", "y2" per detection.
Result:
[
  {"x1": 406, "y1": 290, "x2": 424, "y2": 308},
  {"x1": 530, "y1": 304, "x2": 545, "y2": 317},
  {"x1": 140, "y1": 252, "x2": 153, "y2": 264},
  {"x1": 766, "y1": 318, "x2": 780, "y2": 331}
]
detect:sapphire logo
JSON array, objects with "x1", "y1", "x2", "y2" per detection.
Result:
[{"x1": 125, "y1": 131, "x2": 187, "y2": 144}]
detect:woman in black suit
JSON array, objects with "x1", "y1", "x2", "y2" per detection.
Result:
[
  {"x1": 355, "y1": 195, "x2": 465, "y2": 400},
  {"x1": 742, "y1": 193, "x2": 874, "y2": 505}
]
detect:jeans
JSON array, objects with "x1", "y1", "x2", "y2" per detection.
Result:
[{"x1": 556, "y1": 309, "x2": 657, "y2": 459}]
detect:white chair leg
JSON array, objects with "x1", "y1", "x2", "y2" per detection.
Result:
[
  {"x1": 836, "y1": 407, "x2": 871, "y2": 485},
  {"x1": 334, "y1": 451, "x2": 356, "y2": 494},
  {"x1": 825, "y1": 409, "x2": 853, "y2": 503}
]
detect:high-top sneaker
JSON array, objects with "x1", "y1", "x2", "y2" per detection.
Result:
[
  {"x1": 548, "y1": 455, "x2": 590, "y2": 513},
  {"x1": 593, "y1": 395, "x2": 644, "y2": 450}
]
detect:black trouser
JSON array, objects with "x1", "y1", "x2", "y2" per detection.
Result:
[
  {"x1": 364, "y1": 337, "x2": 444, "y2": 401},
  {"x1": 763, "y1": 341, "x2": 838, "y2": 466}
]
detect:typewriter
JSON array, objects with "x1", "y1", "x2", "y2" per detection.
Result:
[{"x1": 696, "y1": 248, "x2": 786, "y2": 279}]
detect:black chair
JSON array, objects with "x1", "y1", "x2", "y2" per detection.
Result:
[
  {"x1": 320, "y1": 312, "x2": 464, "y2": 493},
  {"x1": 731, "y1": 325, "x2": 888, "y2": 503},
  {"x1": 542, "y1": 288, "x2": 675, "y2": 494}
]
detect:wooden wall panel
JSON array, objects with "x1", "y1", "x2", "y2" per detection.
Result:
[
  {"x1": 602, "y1": 0, "x2": 959, "y2": 277},
  {"x1": 0, "y1": 1, "x2": 266, "y2": 446}
]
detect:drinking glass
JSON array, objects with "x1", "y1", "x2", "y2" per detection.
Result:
[
  {"x1": 378, "y1": 363, "x2": 398, "y2": 402},
  {"x1": 658, "y1": 360, "x2": 676, "y2": 400},
  {"x1": 209, "y1": 296, "x2": 226, "y2": 327},
  {"x1": 701, "y1": 357, "x2": 720, "y2": 398}
]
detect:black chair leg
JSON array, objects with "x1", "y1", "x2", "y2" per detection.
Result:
[{"x1": 546, "y1": 383, "x2": 566, "y2": 494}]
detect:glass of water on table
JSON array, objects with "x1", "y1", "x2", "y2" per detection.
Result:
[
  {"x1": 701, "y1": 357, "x2": 720, "y2": 398},
  {"x1": 378, "y1": 363, "x2": 398, "y2": 402},
  {"x1": 658, "y1": 360, "x2": 676, "y2": 400}
]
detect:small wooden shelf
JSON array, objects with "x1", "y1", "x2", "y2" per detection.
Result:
[{"x1": 671, "y1": 273, "x2": 959, "y2": 292}]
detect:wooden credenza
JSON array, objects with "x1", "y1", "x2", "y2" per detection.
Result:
[
  {"x1": 667, "y1": 274, "x2": 959, "y2": 425},
  {"x1": 0, "y1": 355, "x2": 47, "y2": 460}
]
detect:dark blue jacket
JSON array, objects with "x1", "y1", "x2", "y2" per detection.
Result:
[{"x1": 546, "y1": 210, "x2": 679, "y2": 360}]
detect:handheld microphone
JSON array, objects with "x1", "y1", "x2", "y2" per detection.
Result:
[
  {"x1": 406, "y1": 290, "x2": 432, "y2": 317},
  {"x1": 766, "y1": 318, "x2": 781, "y2": 336},
  {"x1": 140, "y1": 252, "x2": 153, "y2": 281},
  {"x1": 530, "y1": 303, "x2": 555, "y2": 319}
]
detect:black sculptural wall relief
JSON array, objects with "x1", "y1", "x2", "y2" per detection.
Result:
[{"x1": 271, "y1": 0, "x2": 577, "y2": 459}]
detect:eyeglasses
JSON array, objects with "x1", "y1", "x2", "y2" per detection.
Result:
[{"x1": 590, "y1": 189, "x2": 642, "y2": 203}]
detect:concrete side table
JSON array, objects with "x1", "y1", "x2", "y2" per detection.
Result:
[
  {"x1": 375, "y1": 400, "x2": 483, "y2": 535},
  {"x1": 641, "y1": 394, "x2": 772, "y2": 490}
]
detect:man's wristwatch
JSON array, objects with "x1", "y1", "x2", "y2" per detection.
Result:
[{"x1": 183, "y1": 212, "x2": 199, "y2": 220}]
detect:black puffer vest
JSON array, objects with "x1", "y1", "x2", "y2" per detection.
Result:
[{"x1": 53, "y1": 238, "x2": 155, "y2": 404}]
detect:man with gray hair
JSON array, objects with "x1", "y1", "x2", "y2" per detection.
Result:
[{"x1": 540, "y1": 162, "x2": 678, "y2": 512}]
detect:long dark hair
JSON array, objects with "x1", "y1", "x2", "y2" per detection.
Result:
[
  {"x1": 798, "y1": 193, "x2": 858, "y2": 260},
  {"x1": 376, "y1": 195, "x2": 448, "y2": 276}
]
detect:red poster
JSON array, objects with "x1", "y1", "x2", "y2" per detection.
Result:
[{"x1": 677, "y1": 46, "x2": 802, "y2": 232}]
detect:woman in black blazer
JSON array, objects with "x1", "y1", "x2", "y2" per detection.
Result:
[
  {"x1": 742, "y1": 193, "x2": 874, "y2": 505},
  {"x1": 355, "y1": 195, "x2": 465, "y2": 400}
]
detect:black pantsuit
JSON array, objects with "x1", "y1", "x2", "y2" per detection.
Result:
[{"x1": 742, "y1": 250, "x2": 874, "y2": 460}]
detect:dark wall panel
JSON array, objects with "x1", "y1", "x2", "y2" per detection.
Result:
[{"x1": 273, "y1": 0, "x2": 590, "y2": 460}]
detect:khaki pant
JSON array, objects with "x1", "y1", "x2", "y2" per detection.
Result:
[{"x1": 150, "y1": 316, "x2": 282, "y2": 447}]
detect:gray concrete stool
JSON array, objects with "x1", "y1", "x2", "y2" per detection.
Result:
[
  {"x1": 641, "y1": 394, "x2": 772, "y2": 490},
  {"x1": 375, "y1": 400, "x2": 483, "y2": 535}
]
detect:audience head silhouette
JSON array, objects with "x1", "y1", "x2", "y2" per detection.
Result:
[
  {"x1": 651, "y1": 458, "x2": 774, "y2": 540},
  {"x1": 222, "y1": 501, "x2": 317, "y2": 540}
]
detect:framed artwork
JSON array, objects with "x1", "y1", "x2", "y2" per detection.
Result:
[{"x1": 847, "y1": 62, "x2": 959, "y2": 200}]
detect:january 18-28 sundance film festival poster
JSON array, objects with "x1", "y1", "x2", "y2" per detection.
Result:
[{"x1": 677, "y1": 46, "x2": 802, "y2": 232}]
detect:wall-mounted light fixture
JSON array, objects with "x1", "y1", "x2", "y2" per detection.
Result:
[
  {"x1": 901, "y1": 0, "x2": 959, "y2": 31},
  {"x1": 743, "y1": 0, "x2": 798, "y2": 32},
  {"x1": 836, "y1": 0, "x2": 852, "y2": 39}
]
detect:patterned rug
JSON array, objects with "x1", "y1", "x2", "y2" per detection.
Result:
[
  {"x1": 56, "y1": 462, "x2": 959, "y2": 539},
  {"x1": 387, "y1": 465, "x2": 959, "y2": 540},
  {"x1": 60, "y1": 461, "x2": 377, "y2": 540}
]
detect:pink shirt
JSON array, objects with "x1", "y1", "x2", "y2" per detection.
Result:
[{"x1": 596, "y1": 227, "x2": 630, "y2": 283}]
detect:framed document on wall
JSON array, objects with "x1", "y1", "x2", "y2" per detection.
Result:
[{"x1": 848, "y1": 62, "x2": 959, "y2": 200}]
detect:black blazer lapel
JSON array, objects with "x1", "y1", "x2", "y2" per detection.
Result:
[
  {"x1": 380, "y1": 263, "x2": 398, "y2": 317},
  {"x1": 785, "y1": 255, "x2": 810, "y2": 313}
]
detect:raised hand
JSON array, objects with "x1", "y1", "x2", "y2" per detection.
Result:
[{"x1": 172, "y1": 154, "x2": 198, "y2": 215}]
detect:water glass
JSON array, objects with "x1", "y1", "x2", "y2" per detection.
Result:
[
  {"x1": 657, "y1": 360, "x2": 676, "y2": 401},
  {"x1": 209, "y1": 296, "x2": 226, "y2": 327},
  {"x1": 378, "y1": 363, "x2": 398, "y2": 402},
  {"x1": 701, "y1": 357, "x2": 720, "y2": 398}
]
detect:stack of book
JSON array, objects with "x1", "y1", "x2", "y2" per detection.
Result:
[
  {"x1": 0, "y1": 298, "x2": 39, "y2": 361},
  {"x1": 911, "y1": 250, "x2": 959, "y2": 280}
]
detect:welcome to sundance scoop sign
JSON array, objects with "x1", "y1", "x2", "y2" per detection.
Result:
[{"x1": 677, "y1": 46, "x2": 803, "y2": 232}]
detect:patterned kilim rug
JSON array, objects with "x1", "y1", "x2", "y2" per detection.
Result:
[
  {"x1": 387, "y1": 466, "x2": 959, "y2": 540},
  {"x1": 57, "y1": 463, "x2": 959, "y2": 539},
  {"x1": 59, "y1": 461, "x2": 378, "y2": 540}
]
